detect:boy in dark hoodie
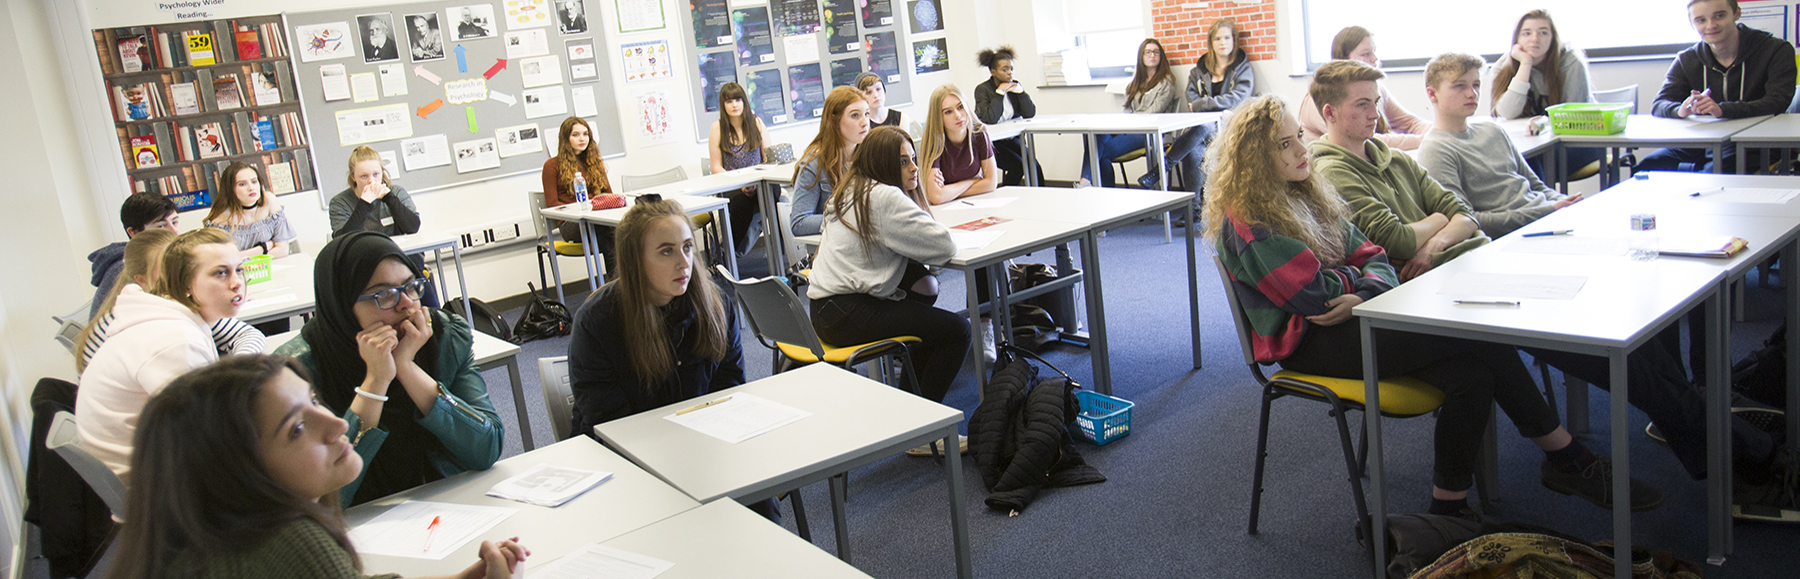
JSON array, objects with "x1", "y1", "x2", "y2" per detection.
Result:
[
  {"x1": 88, "y1": 192, "x2": 178, "y2": 317},
  {"x1": 1642, "y1": 0, "x2": 1796, "y2": 172}
]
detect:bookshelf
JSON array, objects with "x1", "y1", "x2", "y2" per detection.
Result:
[{"x1": 93, "y1": 14, "x2": 318, "y2": 210}]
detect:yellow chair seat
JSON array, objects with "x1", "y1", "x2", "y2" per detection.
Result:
[
  {"x1": 1567, "y1": 160, "x2": 1604, "y2": 182},
  {"x1": 1269, "y1": 370, "x2": 1445, "y2": 417},
  {"x1": 552, "y1": 241, "x2": 586, "y2": 257},
  {"x1": 693, "y1": 213, "x2": 713, "y2": 227},
  {"x1": 1114, "y1": 148, "x2": 1148, "y2": 163},
  {"x1": 777, "y1": 336, "x2": 921, "y2": 364}
]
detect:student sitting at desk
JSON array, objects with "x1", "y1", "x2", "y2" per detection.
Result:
[
  {"x1": 791, "y1": 87, "x2": 871, "y2": 237},
  {"x1": 330, "y1": 145, "x2": 420, "y2": 238},
  {"x1": 857, "y1": 72, "x2": 902, "y2": 130},
  {"x1": 77, "y1": 228, "x2": 246, "y2": 484},
  {"x1": 1418, "y1": 53, "x2": 1582, "y2": 239},
  {"x1": 205, "y1": 162, "x2": 297, "y2": 259},
  {"x1": 1299, "y1": 27, "x2": 1431, "y2": 151},
  {"x1": 1308, "y1": 60, "x2": 1487, "y2": 282},
  {"x1": 1209, "y1": 95, "x2": 1660, "y2": 518},
  {"x1": 1154, "y1": 17, "x2": 1255, "y2": 195},
  {"x1": 76, "y1": 229, "x2": 263, "y2": 374},
  {"x1": 89, "y1": 191, "x2": 179, "y2": 317},
  {"x1": 1643, "y1": 0, "x2": 1796, "y2": 173},
  {"x1": 920, "y1": 84, "x2": 999, "y2": 205},
  {"x1": 274, "y1": 231, "x2": 503, "y2": 506},
  {"x1": 1486, "y1": 9, "x2": 1603, "y2": 181},
  {"x1": 543, "y1": 116, "x2": 618, "y2": 273},
  {"x1": 1077, "y1": 38, "x2": 1180, "y2": 188},
  {"x1": 973, "y1": 45, "x2": 1039, "y2": 186},
  {"x1": 709, "y1": 82, "x2": 770, "y2": 253},
  {"x1": 109, "y1": 355, "x2": 531, "y2": 579}
]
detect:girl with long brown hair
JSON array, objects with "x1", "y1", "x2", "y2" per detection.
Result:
[
  {"x1": 205, "y1": 162, "x2": 296, "y2": 258},
  {"x1": 1078, "y1": 38, "x2": 1179, "y2": 187},
  {"x1": 790, "y1": 86, "x2": 871, "y2": 236},
  {"x1": 542, "y1": 116, "x2": 618, "y2": 268},
  {"x1": 919, "y1": 84, "x2": 999, "y2": 205},
  {"x1": 708, "y1": 82, "x2": 770, "y2": 251},
  {"x1": 1488, "y1": 10, "x2": 1601, "y2": 179}
]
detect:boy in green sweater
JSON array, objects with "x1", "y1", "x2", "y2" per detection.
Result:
[{"x1": 1307, "y1": 60, "x2": 1488, "y2": 281}]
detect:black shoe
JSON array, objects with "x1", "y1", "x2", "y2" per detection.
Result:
[
  {"x1": 1540, "y1": 457, "x2": 1665, "y2": 511},
  {"x1": 1735, "y1": 445, "x2": 1800, "y2": 523},
  {"x1": 1138, "y1": 172, "x2": 1159, "y2": 189}
]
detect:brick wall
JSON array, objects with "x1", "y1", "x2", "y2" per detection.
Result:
[{"x1": 1150, "y1": 0, "x2": 1276, "y2": 66}]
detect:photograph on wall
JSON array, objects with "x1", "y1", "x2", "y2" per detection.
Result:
[
  {"x1": 786, "y1": 63, "x2": 825, "y2": 121},
  {"x1": 555, "y1": 0, "x2": 589, "y2": 34},
  {"x1": 452, "y1": 137, "x2": 502, "y2": 172},
  {"x1": 635, "y1": 88, "x2": 675, "y2": 144},
  {"x1": 404, "y1": 13, "x2": 447, "y2": 62},
  {"x1": 860, "y1": 0, "x2": 894, "y2": 28},
  {"x1": 503, "y1": 0, "x2": 554, "y2": 30},
  {"x1": 731, "y1": 6, "x2": 774, "y2": 68},
  {"x1": 823, "y1": 0, "x2": 860, "y2": 54},
  {"x1": 829, "y1": 57, "x2": 863, "y2": 87},
  {"x1": 358, "y1": 14, "x2": 402, "y2": 63},
  {"x1": 745, "y1": 68, "x2": 787, "y2": 125},
  {"x1": 772, "y1": 0, "x2": 822, "y2": 37},
  {"x1": 296, "y1": 21, "x2": 356, "y2": 62},
  {"x1": 691, "y1": 0, "x2": 731, "y2": 49},
  {"x1": 448, "y1": 4, "x2": 498, "y2": 40},
  {"x1": 697, "y1": 51, "x2": 737, "y2": 112},
  {"x1": 907, "y1": 0, "x2": 941, "y2": 34},
  {"x1": 621, "y1": 39, "x2": 672, "y2": 83},
  {"x1": 864, "y1": 31, "x2": 900, "y2": 84},
  {"x1": 912, "y1": 37, "x2": 947, "y2": 75}
]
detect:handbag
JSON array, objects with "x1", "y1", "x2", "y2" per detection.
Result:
[{"x1": 511, "y1": 283, "x2": 573, "y2": 343}]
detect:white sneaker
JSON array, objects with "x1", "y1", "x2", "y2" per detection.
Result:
[{"x1": 981, "y1": 318, "x2": 998, "y2": 365}]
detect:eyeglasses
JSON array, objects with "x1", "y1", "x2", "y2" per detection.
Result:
[{"x1": 355, "y1": 278, "x2": 428, "y2": 310}]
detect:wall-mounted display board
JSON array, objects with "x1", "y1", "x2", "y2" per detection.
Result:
[
  {"x1": 285, "y1": 0, "x2": 624, "y2": 196},
  {"x1": 92, "y1": 14, "x2": 317, "y2": 209},
  {"x1": 679, "y1": 0, "x2": 916, "y2": 141}
]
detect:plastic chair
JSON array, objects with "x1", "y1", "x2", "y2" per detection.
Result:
[
  {"x1": 620, "y1": 166, "x2": 689, "y2": 192},
  {"x1": 47, "y1": 412, "x2": 127, "y2": 520},
  {"x1": 538, "y1": 356, "x2": 576, "y2": 442},
  {"x1": 1213, "y1": 256, "x2": 1498, "y2": 536},
  {"x1": 764, "y1": 143, "x2": 796, "y2": 164},
  {"x1": 51, "y1": 302, "x2": 90, "y2": 353},
  {"x1": 713, "y1": 265, "x2": 924, "y2": 395},
  {"x1": 528, "y1": 190, "x2": 591, "y2": 303}
]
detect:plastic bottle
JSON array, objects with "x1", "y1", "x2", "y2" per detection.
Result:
[
  {"x1": 572, "y1": 171, "x2": 589, "y2": 210},
  {"x1": 1629, "y1": 213, "x2": 1658, "y2": 261}
]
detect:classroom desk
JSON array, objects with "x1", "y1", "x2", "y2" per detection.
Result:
[
  {"x1": 1354, "y1": 250, "x2": 1729, "y2": 579},
  {"x1": 235, "y1": 233, "x2": 473, "y2": 325},
  {"x1": 657, "y1": 163, "x2": 797, "y2": 275},
  {"x1": 1003, "y1": 112, "x2": 1219, "y2": 242},
  {"x1": 343, "y1": 436, "x2": 701, "y2": 578},
  {"x1": 1731, "y1": 114, "x2": 1800, "y2": 175},
  {"x1": 540, "y1": 195, "x2": 734, "y2": 290},
  {"x1": 592, "y1": 364, "x2": 972, "y2": 579},
  {"x1": 1554, "y1": 114, "x2": 1773, "y2": 189},
  {"x1": 590, "y1": 499, "x2": 876, "y2": 578}
]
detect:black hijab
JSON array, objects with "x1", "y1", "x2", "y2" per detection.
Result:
[{"x1": 300, "y1": 231, "x2": 445, "y2": 504}]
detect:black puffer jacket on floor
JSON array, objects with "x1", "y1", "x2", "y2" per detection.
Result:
[{"x1": 970, "y1": 349, "x2": 1106, "y2": 513}]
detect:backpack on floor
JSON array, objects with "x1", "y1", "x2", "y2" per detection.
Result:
[
  {"x1": 512, "y1": 283, "x2": 572, "y2": 343},
  {"x1": 443, "y1": 297, "x2": 514, "y2": 343}
]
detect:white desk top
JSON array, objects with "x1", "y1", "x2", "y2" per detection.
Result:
[
  {"x1": 589, "y1": 499, "x2": 876, "y2": 578},
  {"x1": 653, "y1": 163, "x2": 797, "y2": 197},
  {"x1": 593, "y1": 363, "x2": 962, "y2": 504},
  {"x1": 346, "y1": 436, "x2": 701, "y2": 578},
  {"x1": 1555, "y1": 113, "x2": 1772, "y2": 144},
  {"x1": 261, "y1": 325, "x2": 517, "y2": 365},
  {"x1": 540, "y1": 194, "x2": 730, "y2": 226},
  {"x1": 953, "y1": 187, "x2": 1191, "y2": 230},
  {"x1": 1723, "y1": 112, "x2": 1800, "y2": 143},
  {"x1": 1491, "y1": 118, "x2": 1558, "y2": 158},
  {"x1": 1566, "y1": 172, "x2": 1800, "y2": 218},
  {"x1": 990, "y1": 112, "x2": 1222, "y2": 136},
  {"x1": 1355, "y1": 250, "x2": 1724, "y2": 350},
  {"x1": 238, "y1": 255, "x2": 316, "y2": 324}
]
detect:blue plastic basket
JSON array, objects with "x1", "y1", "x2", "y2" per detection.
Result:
[{"x1": 1074, "y1": 390, "x2": 1134, "y2": 445}]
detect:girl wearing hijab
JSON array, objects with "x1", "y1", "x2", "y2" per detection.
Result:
[{"x1": 274, "y1": 231, "x2": 502, "y2": 506}]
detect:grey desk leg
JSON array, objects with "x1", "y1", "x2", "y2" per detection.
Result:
[
  {"x1": 1085, "y1": 134, "x2": 1102, "y2": 188},
  {"x1": 718, "y1": 207, "x2": 739, "y2": 279},
  {"x1": 1186, "y1": 201, "x2": 1201, "y2": 369},
  {"x1": 1023, "y1": 132, "x2": 1039, "y2": 187},
  {"x1": 1706, "y1": 285, "x2": 1730, "y2": 564},
  {"x1": 1557, "y1": 143, "x2": 1569, "y2": 195},
  {"x1": 577, "y1": 219, "x2": 600, "y2": 289},
  {"x1": 431, "y1": 248, "x2": 449, "y2": 308},
  {"x1": 830, "y1": 473, "x2": 851, "y2": 563},
  {"x1": 1609, "y1": 351, "x2": 1631, "y2": 579},
  {"x1": 1149, "y1": 131, "x2": 1170, "y2": 244},
  {"x1": 508, "y1": 357, "x2": 532, "y2": 451},
  {"x1": 759, "y1": 181, "x2": 785, "y2": 276},
  {"x1": 1080, "y1": 231, "x2": 1112, "y2": 395},
  {"x1": 1360, "y1": 318, "x2": 1387, "y2": 578},
  {"x1": 542, "y1": 217, "x2": 568, "y2": 305},
  {"x1": 1738, "y1": 143, "x2": 1748, "y2": 175},
  {"x1": 988, "y1": 263, "x2": 1013, "y2": 340},
  {"x1": 449, "y1": 244, "x2": 472, "y2": 323},
  {"x1": 944, "y1": 427, "x2": 974, "y2": 579},
  {"x1": 965, "y1": 266, "x2": 987, "y2": 390},
  {"x1": 1713, "y1": 143, "x2": 1726, "y2": 174},
  {"x1": 1787, "y1": 240, "x2": 1800, "y2": 461},
  {"x1": 1055, "y1": 244, "x2": 1084, "y2": 337}
]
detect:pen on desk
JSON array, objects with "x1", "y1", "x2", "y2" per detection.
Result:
[
  {"x1": 1454, "y1": 300, "x2": 1521, "y2": 306},
  {"x1": 961, "y1": 200, "x2": 975, "y2": 206},
  {"x1": 676, "y1": 396, "x2": 733, "y2": 415},
  {"x1": 423, "y1": 515, "x2": 441, "y2": 552},
  {"x1": 1690, "y1": 187, "x2": 1724, "y2": 197},
  {"x1": 1521, "y1": 229, "x2": 1573, "y2": 238}
]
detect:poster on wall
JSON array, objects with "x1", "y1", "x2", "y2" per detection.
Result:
[
  {"x1": 864, "y1": 31, "x2": 901, "y2": 84},
  {"x1": 691, "y1": 0, "x2": 731, "y2": 49},
  {"x1": 335, "y1": 103, "x2": 414, "y2": 146},
  {"x1": 772, "y1": 0, "x2": 823, "y2": 37},
  {"x1": 787, "y1": 63, "x2": 825, "y2": 121},
  {"x1": 830, "y1": 57, "x2": 863, "y2": 87},
  {"x1": 698, "y1": 52, "x2": 738, "y2": 112},
  {"x1": 823, "y1": 0, "x2": 860, "y2": 54},
  {"x1": 860, "y1": 0, "x2": 894, "y2": 28},
  {"x1": 296, "y1": 21, "x2": 356, "y2": 62},
  {"x1": 448, "y1": 5, "x2": 498, "y2": 40},
  {"x1": 494, "y1": 123, "x2": 544, "y2": 157},
  {"x1": 907, "y1": 0, "x2": 941, "y2": 34},
  {"x1": 452, "y1": 138, "x2": 502, "y2": 172},
  {"x1": 621, "y1": 39, "x2": 673, "y2": 82},
  {"x1": 401, "y1": 134, "x2": 452, "y2": 170},
  {"x1": 405, "y1": 13, "x2": 447, "y2": 62},
  {"x1": 554, "y1": 0, "x2": 589, "y2": 34},
  {"x1": 567, "y1": 39, "x2": 600, "y2": 82},
  {"x1": 745, "y1": 68, "x2": 788, "y2": 125},
  {"x1": 616, "y1": 0, "x2": 666, "y2": 33},
  {"x1": 912, "y1": 37, "x2": 947, "y2": 75},
  {"x1": 503, "y1": 0, "x2": 554, "y2": 30},
  {"x1": 732, "y1": 6, "x2": 774, "y2": 67},
  {"x1": 358, "y1": 14, "x2": 402, "y2": 63},
  {"x1": 635, "y1": 88, "x2": 675, "y2": 144}
]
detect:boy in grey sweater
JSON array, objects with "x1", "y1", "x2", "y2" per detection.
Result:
[{"x1": 1417, "y1": 53, "x2": 1581, "y2": 239}]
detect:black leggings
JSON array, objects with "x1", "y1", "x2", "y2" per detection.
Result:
[
  {"x1": 1279, "y1": 322, "x2": 1563, "y2": 492},
  {"x1": 992, "y1": 137, "x2": 1040, "y2": 187},
  {"x1": 727, "y1": 187, "x2": 760, "y2": 252},
  {"x1": 811, "y1": 286, "x2": 970, "y2": 402}
]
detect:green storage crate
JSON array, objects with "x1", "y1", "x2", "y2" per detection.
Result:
[{"x1": 1546, "y1": 102, "x2": 1630, "y2": 135}]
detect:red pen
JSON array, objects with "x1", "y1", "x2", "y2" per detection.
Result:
[{"x1": 423, "y1": 515, "x2": 441, "y2": 552}]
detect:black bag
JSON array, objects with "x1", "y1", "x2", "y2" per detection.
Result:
[
  {"x1": 512, "y1": 283, "x2": 573, "y2": 343},
  {"x1": 1733, "y1": 323, "x2": 1787, "y2": 408},
  {"x1": 970, "y1": 344, "x2": 1105, "y2": 514},
  {"x1": 443, "y1": 296, "x2": 514, "y2": 343}
]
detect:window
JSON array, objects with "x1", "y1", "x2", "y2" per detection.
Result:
[
  {"x1": 1035, "y1": 0, "x2": 1145, "y2": 82},
  {"x1": 1079, "y1": 29, "x2": 1146, "y2": 79},
  {"x1": 1299, "y1": 0, "x2": 1763, "y2": 70}
]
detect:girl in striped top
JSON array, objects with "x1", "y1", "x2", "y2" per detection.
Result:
[
  {"x1": 75, "y1": 229, "x2": 264, "y2": 374},
  {"x1": 205, "y1": 162, "x2": 298, "y2": 258}
]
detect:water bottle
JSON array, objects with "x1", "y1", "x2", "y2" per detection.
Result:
[
  {"x1": 572, "y1": 172, "x2": 589, "y2": 210},
  {"x1": 1629, "y1": 213, "x2": 1659, "y2": 261}
]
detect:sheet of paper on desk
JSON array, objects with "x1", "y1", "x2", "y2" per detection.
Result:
[
  {"x1": 958, "y1": 196, "x2": 1017, "y2": 209},
  {"x1": 1437, "y1": 272, "x2": 1587, "y2": 300},
  {"x1": 1500, "y1": 236, "x2": 1626, "y2": 256},
  {"x1": 663, "y1": 393, "x2": 809, "y2": 444},
  {"x1": 1702, "y1": 188, "x2": 1800, "y2": 204},
  {"x1": 248, "y1": 293, "x2": 298, "y2": 306},
  {"x1": 949, "y1": 229, "x2": 1003, "y2": 250},
  {"x1": 348, "y1": 501, "x2": 517, "y2": 560},
  {"x1": 486, "y1": 463, "x2": 614, "y2": 507},
  {"x1": 529, "y1": 543, "x2": 674, "y2": 579}
]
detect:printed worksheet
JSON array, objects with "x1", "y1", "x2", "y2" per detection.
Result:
[{"x1": 348, "y1": 501, "x2": 516, "y2": 560}]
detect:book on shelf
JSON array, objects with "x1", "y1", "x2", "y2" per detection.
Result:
[
  {"x1": 184, "y1": 31, "x2": 215, "y2": 66},
  {"x1": 251, "y1": 71, "x2": 280, "y2": 106},
  {"x1": 195, "y1": 123, "x2": 227, "y2": 159},
  {"x1": 117, "y1": 34, "x2": 147, "y2": 73},
  {"x1": 211, "y1": 21, "x2": 235, "y2": 63},
  {"x1": 129, "y1": 135, "x2": 160, "y2": 169},
  {"x1": 266, "y1": 160, "x2": 296, "y2": 194},
  {"x1": 171, "y1": 82, "x2": 200, "y2": 115},
  {"x1": 235, "y1": 27, "x2": 262, "y2": 60},
  {"x1": 213, "y1": 74, "x2": 242, "y2": 110},
  {"x1": 254, "y1": 119, "x2": 276, "y2": 151}
]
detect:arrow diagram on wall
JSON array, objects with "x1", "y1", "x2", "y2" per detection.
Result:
[
  {"x1": 467, "y1": 107, "x2": 478, "y2": 133},
  {"x1": 414, "y1": 66, "x2": 442, "y2": 86},
  {"x1": 483, "y1": 59, "x2": 508, "y2": 80},
  {"x1": 455, "y1": 44, "x2": 468, "y2": 73},
  {"x1": 489, "y1": 90, "x2": 517, "y2": 107},
  {"x1": 417, "y1": 99, "x2": 444, "y2": 118}
]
